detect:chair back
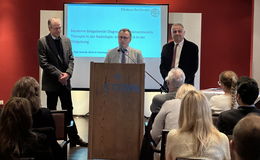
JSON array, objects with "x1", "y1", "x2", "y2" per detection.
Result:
[
  {"x1": 50, "y1": 110, "x2": 69, "y2": 160},
  {"x1": 212, "y1": 114, "x2": 219, "y2": 127},
  {"x1": 50, "y1": 110, "x2": 67, "y2": 140},
  {"x1": 160, "y1": 130, "x2": 169, "y2": 160}
]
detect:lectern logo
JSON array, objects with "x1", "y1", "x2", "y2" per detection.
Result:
[
  {"x1": 113, "y1": 73, "x2": 122, "y2": 81},
  {"x1": 103, "y1": 73, "x2": 140, "y2": 93}
]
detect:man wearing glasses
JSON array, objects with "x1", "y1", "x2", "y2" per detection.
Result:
[
  {"x1": 38, "y1": 17, "x2": 88, "y2": 147},
  {"x1": 104, "y1": 28, "x2": 144, "y2": 64},
  {"x1": 160, "y1": 23, "x2": 198, "y2": 88}
]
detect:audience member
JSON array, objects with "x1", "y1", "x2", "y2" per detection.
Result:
[
  {"x1": 12, "y1": 76, "x2": 55, "y2": 128},
  {"x1": 148, "y1": 68, "x2": 185, "y2": 130},
  {"x1": 166, "y1": 90, "x2": 230, "y2": 160},
  {"x1": 230, "y1": 114, "x2": 260, "y2": 160},
  {"x1": 104, "y1": 28, "x2": 143, "y2": 64},
  {"x1": 0, "y1": 97, "x2": 53, "y2": 160},
  {"x1": 160, "y1": 23, "x2": 198, "y2": 86},
  {"x1": 217, "y1": 76, "x2": 260, "y2": 135},
  {"x1": 12, "y1": 76, "x2": 63, "y2": 159},
  {"x1": 151, "y1": 84, "x2": 196, "y2": 160},
  {"x1": 140, "y1": 68, "x2": 185, "y2": 160},
  {"x1": 210, "y1": 70, "x2": 238, "y2": 114}
]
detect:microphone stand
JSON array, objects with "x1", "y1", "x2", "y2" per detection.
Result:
[{"x1": 119, "y1": 48, "x2": 168, "y2": 93}]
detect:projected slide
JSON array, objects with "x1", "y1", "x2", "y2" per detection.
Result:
[
  {"x1": 65, "y1": 4, "x2": 165, "y2": 58},
  {"x1": 64, "y1": 3, "x2": 168, "y2": 89}
]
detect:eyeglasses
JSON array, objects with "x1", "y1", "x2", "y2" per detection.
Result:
[
  {"x1": 51, "y1": 27, "x2": 61, "y2": 30},
  {"x1": 119, "y1": 36, "x2": 130, "y2": 40},
  {"x1": 172, "y1": 30, "x2": 183, "y2": 34}
]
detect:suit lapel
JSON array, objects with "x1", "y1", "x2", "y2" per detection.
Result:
[
  {"x1": 60, "y1": 36, "x2": 67, "y2": 64},
  {"x1": 112, "y1": 48, "x2": 120, "y2": 63}
]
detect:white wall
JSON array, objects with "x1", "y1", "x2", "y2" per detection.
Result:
[{"x1": 252, "y1": 0, "x2": 260, "y2": 84}]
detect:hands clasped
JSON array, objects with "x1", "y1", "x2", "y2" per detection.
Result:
[{"x1": 59, "y1": 73, "x2": 69, "y2": 85}]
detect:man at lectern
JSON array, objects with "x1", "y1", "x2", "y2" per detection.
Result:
[
  {"x1": 38, "y1": 17, "x2": 88, "y2": 147},
  {"x1": 104, "y1": 28, "x2": 144, "y2": 64}
]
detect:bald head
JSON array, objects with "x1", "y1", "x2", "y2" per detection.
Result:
[{"x1": 48, "y1": 17, "x2": 62, "y2": 38}]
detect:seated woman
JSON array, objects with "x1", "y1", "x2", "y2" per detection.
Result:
[
  {"x1": 210, "y1": 70, "x2": 238, "y2": 114},
  {"x1": 151, "y1": 84, "x2": 196, "y2": 160},
  {"x1": 0, "y1": 97, "x2": 54, "y2": 160},
  {"x1": 166, "y1": 90, "x2": 230, "y2": 160},
  {"x1": 12, "y1": 76, "x2": 63, "y2": 159}
]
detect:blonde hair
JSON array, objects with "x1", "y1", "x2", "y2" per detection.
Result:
[
  {"x1": 219, "y1": 71, "x2": 238, "y2": 108},
  {"x1": 175, "y1": 84, "x2": 196, "y2": 99},
  {"x1": 178, "y1": 90, "x2": 219, "y2": 156},
  {"x1": 12, "y1": 76, "x2": 41, "y2": 113}
]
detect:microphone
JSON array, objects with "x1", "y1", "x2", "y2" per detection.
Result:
[{"x1": 118, "y1": 48, "x2": 168, "y2": 93}]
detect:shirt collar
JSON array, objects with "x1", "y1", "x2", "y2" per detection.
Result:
[
  {"x1": 174, "y1": 39, "x2": 184, "y2": 46},
  {"x1": 238, "y1": 105, "x2": 256, "y2": 109},
  {"x1": 118, "y1": 46, "x2": 129, "y2": 51},
  {"x1": 51, "y1": 34, "x2": 60, "y2": 40}
]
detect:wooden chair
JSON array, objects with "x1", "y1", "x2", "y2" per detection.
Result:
[
  {"x1": 212, "y1": 113, "x2": 219, "y2": 127},
  {"x1": 50, "y1": 110, "x2": 72, "y2": 160},
  {"x1": 150, "y1": 130, "x2": 169, "y2": 160}
]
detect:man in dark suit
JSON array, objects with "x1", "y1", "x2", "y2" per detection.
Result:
[
  {"x1": 160, "y1": 23, "x2": 198, "y2": 86},
  {"x1": 38, "y1": 17, "x2": 87, "y2": 147},
  {"x1": 217, "y1": 76, "x2": 260, "y2": 135}
]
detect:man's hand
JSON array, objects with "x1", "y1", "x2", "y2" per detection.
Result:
[{"x1": 59, "y1": 72, "x2": 70, "y2": 85}]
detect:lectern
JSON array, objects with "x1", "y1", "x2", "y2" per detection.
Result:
[{"x1": 88, "y1": 62, "x2": 145, "y2": 160}]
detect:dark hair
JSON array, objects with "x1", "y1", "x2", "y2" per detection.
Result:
[
  {"x1": 118, "y1": 28, "x2": 132, "y2": 37},
  {"x1": 0, "y1": 97, "x2": 33, "y2": 156},
  {"x1": 237, "y1": 76, "x2": 259, "y2": 105}
]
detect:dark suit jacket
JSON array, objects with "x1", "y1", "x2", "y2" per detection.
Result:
[
  {"x1": 217, "y1": 106, "x2": 260, "y2": 135},
  {"x1": 38, "y1": 34, "x2": 74, "y2": 91},
  {"x1": 160, "y1": 39, "x2": 198, "y2": 85}
]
